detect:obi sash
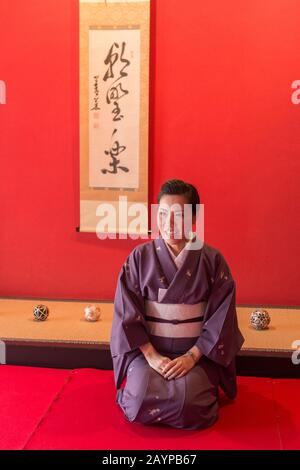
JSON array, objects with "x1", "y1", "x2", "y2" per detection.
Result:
[{"x1": 144, "y1": 299, "x2": 207, "y2": 338}]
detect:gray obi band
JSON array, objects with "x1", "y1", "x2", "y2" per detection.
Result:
[{"x1": 144, "y1": 300, "x2": 207, "y2": 338}]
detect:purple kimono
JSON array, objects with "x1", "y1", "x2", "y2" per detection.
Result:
[{"x1": 110, "y1": 235, "x2": 244, "y2": 430}]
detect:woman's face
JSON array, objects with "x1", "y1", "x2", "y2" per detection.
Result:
[{"x1": 158, "y1": 194, "x2": 194, "y2": 244}]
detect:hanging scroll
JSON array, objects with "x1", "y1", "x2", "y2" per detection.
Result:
[{"x1": 79, "y1": 0, "x2": 150, "y2": 235}]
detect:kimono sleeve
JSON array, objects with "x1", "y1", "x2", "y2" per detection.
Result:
[
  {"x1": 110, "y1": 248, "x2": 150, "y2": 358},
  {"x1": 194, "y1": 252, "x2": 244, "y2": 367}
]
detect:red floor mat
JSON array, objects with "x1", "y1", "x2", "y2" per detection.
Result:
[
  {"x1": 1, "y1": 366, "x2": 299, "y2": 450},
  {"x1": 23, "y1": 369, "x2": 299, "y2": 450},
  {"x1": 272, "y1": 379, "x2": 300, "y2": 450},
  {"x1": 0, "y1": 365, "x2": 71, "y2": 450}
]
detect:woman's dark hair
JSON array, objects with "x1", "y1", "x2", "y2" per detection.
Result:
[{"x1": 157, "y1": 179, "x2": 200, "y2": 217}]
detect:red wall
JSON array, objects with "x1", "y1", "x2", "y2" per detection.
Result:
[{"x1": 0, "y1": 0, "x2": 299, "y2": 305}]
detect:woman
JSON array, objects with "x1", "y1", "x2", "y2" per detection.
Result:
[{"x1": 110, "y1": 179, "x2": 244, "y2": 430}]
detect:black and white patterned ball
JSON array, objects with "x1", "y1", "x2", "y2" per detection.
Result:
[
  {"x1": 33, "y1": 304, "x2": 49, "y2": 321},
  {"x1": 250, "y1": 309, "x2": 270, "y2": 330}
]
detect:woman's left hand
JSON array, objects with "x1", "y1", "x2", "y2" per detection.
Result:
[{"x1": 161, "y1": 354, "x2": 195, "y2": 380}]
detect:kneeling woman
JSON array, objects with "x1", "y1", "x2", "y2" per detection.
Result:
[{"x1": 110, "y1": 179, "x2": 244, "y2": 430}]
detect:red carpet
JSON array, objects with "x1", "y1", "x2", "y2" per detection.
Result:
[
  {"x1": 0, "y1": 365, "x2": 299, "y2": 450},
  {"x1": 0, "y1": 366, "x2": 70, "y2": 450}
]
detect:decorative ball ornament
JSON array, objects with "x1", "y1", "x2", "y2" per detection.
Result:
[
  {"x1": 33, "y1": 304, "x2": 49, "y2": 321},
  {"x1": 250, "y1": 309, "x2": 271, "y2": 330},
  {"x1": 84, "y1": 305, "x2": 101, "y2": 322}
]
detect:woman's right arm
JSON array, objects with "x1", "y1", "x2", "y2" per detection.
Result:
[{"x1": 140, "y1": 342, "x2": 171, "y2": 377}]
